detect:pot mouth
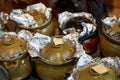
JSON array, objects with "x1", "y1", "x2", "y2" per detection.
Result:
[
  {"x1": 103, "y1": 27, "x2": 120, "y2": 45},
  {"x1": 62, "y1": 16, "x2": 97, "y2": 40},
  {"x1": 17, "y1": 14, "x2": 52, "y2": 30}
]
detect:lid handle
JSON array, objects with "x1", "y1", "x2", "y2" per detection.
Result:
[
  {"x1": 2, "y1": 34, "x2": 14, "y2": 46},
  {"x1": 53, "y1": 38, "x2": 64, "y2": 48},
  {"x1": 89, "y1": 64, "x2": 109, "y2": 76}
]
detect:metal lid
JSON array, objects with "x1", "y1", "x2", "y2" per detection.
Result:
[
  {"x1": 0, "y1": 34, "x2": 27, "y2": 60},
  {"x1": 40, "y1": 37, "x2": 76, "y2": 64}
]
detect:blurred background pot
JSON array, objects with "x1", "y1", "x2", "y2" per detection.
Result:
[
  {"x1": 100, "y1": 22, "x2": 120, "y2": 57},
  {"x1": 32, "y1": 36, "x2": 78, "y2": 80},
  {"x1": 0, "y1": 34, "x2": 32, "y2": 80}
]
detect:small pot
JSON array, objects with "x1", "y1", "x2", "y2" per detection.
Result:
[
  {"x1": 32, "y1": 36, "x2": 78, "y2": 80},
  {"x1": 15, "y1": 10, "x2": 57, "y2": 36},
  {"x1": 100, "y1": 22, "x2": 120, "y2": 57},
  {"x1": 74, "y1": 64, "x2": 117, "y2": 80},
  {"x1": 0, "y1": 34, "x2": 32, "y2": 80}
]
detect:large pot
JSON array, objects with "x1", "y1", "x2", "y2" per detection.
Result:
[
  {"x1": 32, "y1": 37, "x2": 78, "y2": 80},
  {"x1": 0, "y1": 34, "x2": 32, "y2": 80},
  {"x1": 100, "y1": 22, "x2": 120, "y2": 57},
  {"x1": 15, "y1": 10, "x2": 57, "y2": 36},
  {"x1": 74, "y1": 64, "x2": 117, "y2": 80}
]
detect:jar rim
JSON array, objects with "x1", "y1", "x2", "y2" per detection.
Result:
[{"x1": 103, "y1": 27, "x2": 120, "y2": 45}]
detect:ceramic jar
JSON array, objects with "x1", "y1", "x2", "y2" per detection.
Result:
[
  {"x1": 32, "y1": 37, "x2": 78, "y2": 80},
  {"x1": 0, "y1": 34, "x2": 32, "y2": 80}
]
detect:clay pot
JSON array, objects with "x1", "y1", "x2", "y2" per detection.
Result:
[
  {"x1": 100, "y1": 22, "x2": 120, "y2": 57},
  {"x1": 32, "y1": 36, "x2": 78, "y2": 80},
  {"x1": 0, "y1": 34, "x2": 32, "y2": 80}
]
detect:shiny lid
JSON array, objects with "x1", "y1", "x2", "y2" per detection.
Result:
[
  {"x1": 40, "y1": 37, "x2": 76, "y2": 64},
  {"x1": 0, "y1": 34, "x2": 27, "y2": 60}
]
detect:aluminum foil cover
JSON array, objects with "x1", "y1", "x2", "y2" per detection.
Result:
[
  {"x1": 103, "y1": 16, "x2": 120, "y2": 40},
  {"x1": 10, "y1": 2, "x2": 52, "y2": 28},
  {"x1": 58, "y1": 11, "x2": 96, "y2": 38},
  {"x1": 28, "y1": 32, "x2": 85, "y2": 58},
  {"x1": 0, "y1": 12, "x2": 9, "y2": 24},
  {"x1": 0, "y1": 30, "x2": 32, "y2": 59},
  {"x1": 67, "y1": 57, "x2": 120, "y2": 80}
]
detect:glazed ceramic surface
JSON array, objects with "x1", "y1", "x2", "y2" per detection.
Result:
[
  {"x1": 32, "y1": 37, "x2": 78, "y2": 80},
  {"x1": 0, "y1": 35, "x2": 32, "y2": 80}
]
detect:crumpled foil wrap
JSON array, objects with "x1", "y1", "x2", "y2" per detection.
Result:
[
  {"x1": 0, "y1": 12, "x2": 9, "y2": 24},
  {"x1": 0, "y1": 30, "x2": 32, "y2": 60},
  {"x1": 10, "y1": 2, "x2": 52, "y2": 28},
  {"x1": 103, "y1": 16, "x2": 120, "y2": 40},
  {"x1": 67, "y1": 56, "x2": 120, "y2": 80},
  {"x1": 28, "y1": 32, "x2": 85, "y2": 59},
  {"x1": 0, "y1": 12, "x2": 9, "y2": 30},
  {"x1": 58, "y1": 11, "x2": 96, "y2": 38}
]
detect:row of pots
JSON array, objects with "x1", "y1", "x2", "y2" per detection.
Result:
[{"x1": 0, "y1": 2, "x2": 120, "y2": 80}]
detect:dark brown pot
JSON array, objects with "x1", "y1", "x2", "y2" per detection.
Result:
[
  {"x1": 61, "y1": 16, "x2": 99, "y2": 54},
  {"x1": 79, "y1": 31, "x2": 99, "y2": 54}
]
